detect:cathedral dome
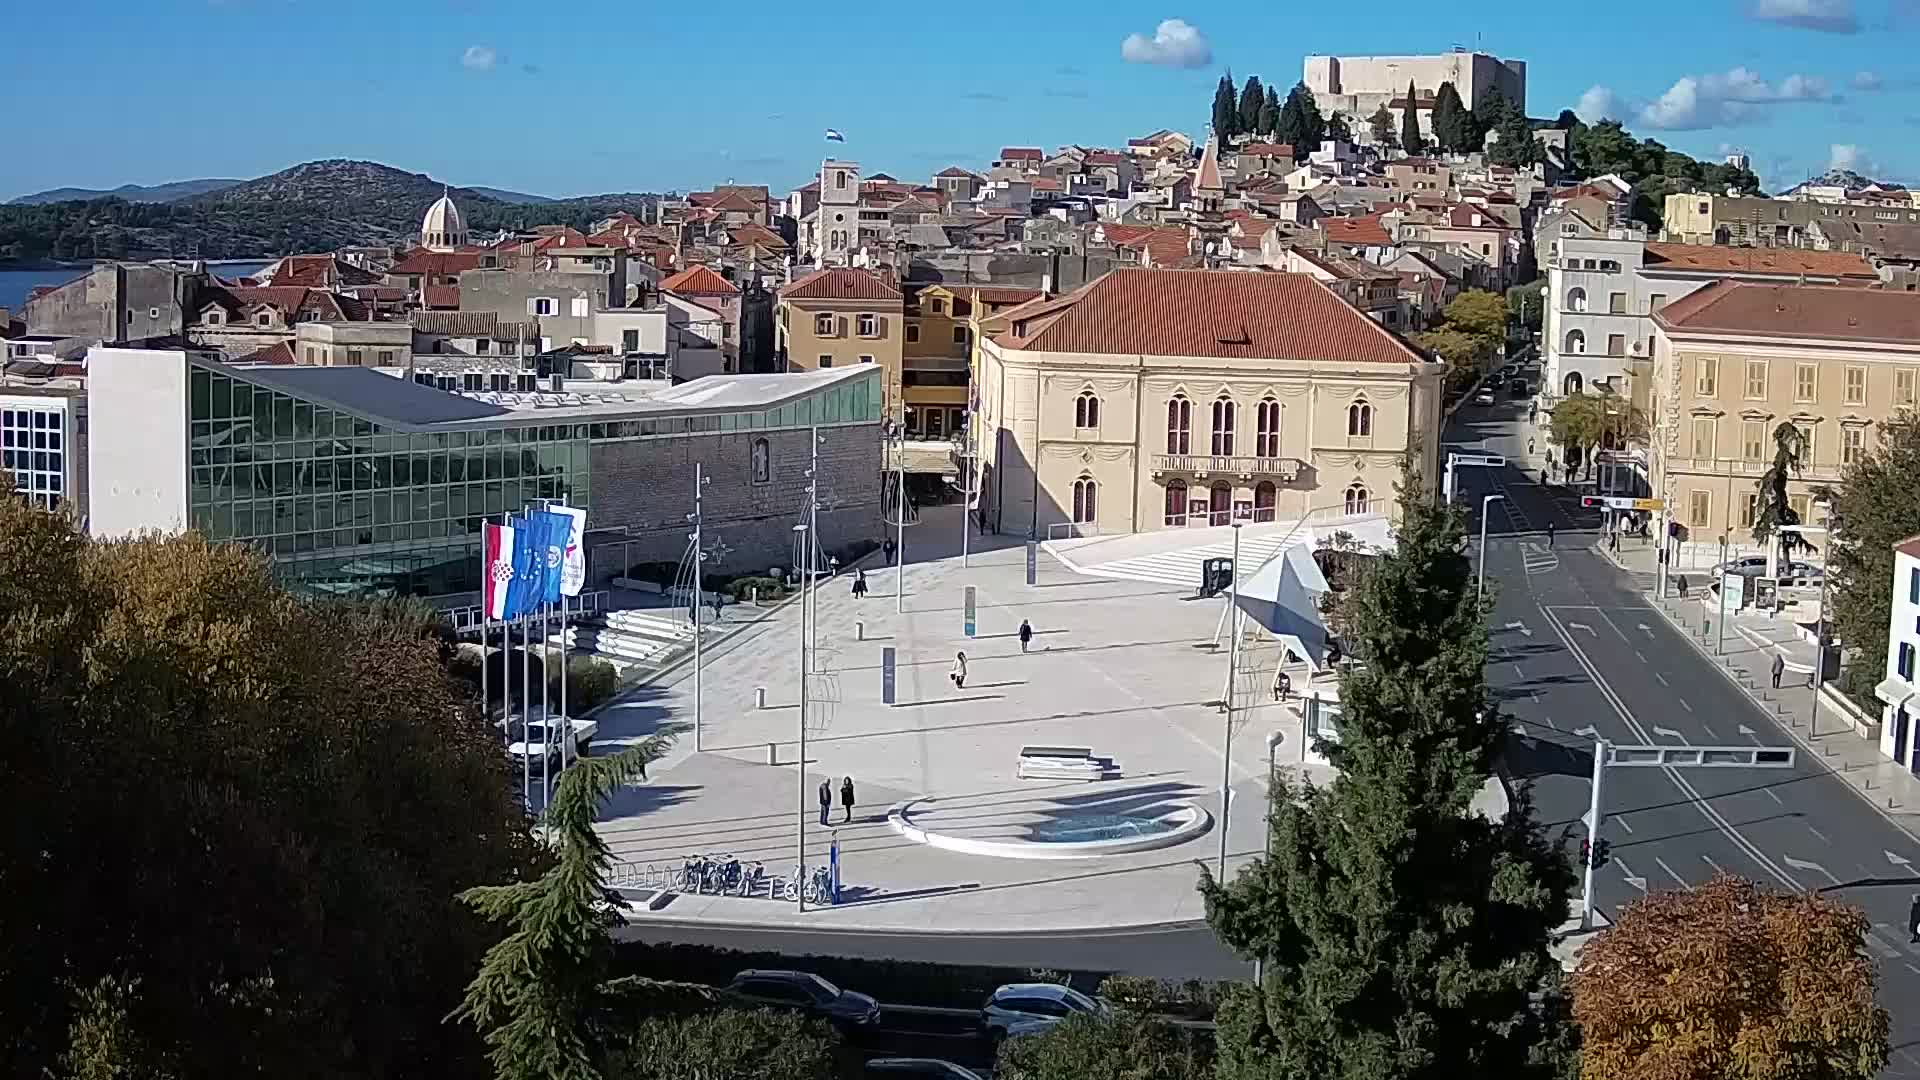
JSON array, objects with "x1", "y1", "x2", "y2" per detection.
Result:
[{"x1": 421, "y1": 191, "x2": 467, "y2": 251}]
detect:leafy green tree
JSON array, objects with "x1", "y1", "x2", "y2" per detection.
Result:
[
  {"x1": 1572, "y1": 874, "x2": 1889, "y2": 1080},
  {"x1": 1213, "y1": 73, "x2": 1240, "y2": 139},
  {"x1": 454, "y1": 730, "x2": 683, "y2": 1080},
  {"x1": 1325, "y1": 111, "x2": 1352, "y2": 143},
  {"x1": 1489, "y1": 109, "x2": 1541, "y2": 168},
  {"x1": 1442, "y1": 289, "x2": 1509, "y2": 349},
  {"x1": 1399, "y1": 81, "x2": 1424, "y2": 155},
  {"x1": 1547, "y1": 390, "x2": 1648, "y2": 480},
  {"x1": 1824, "y1": 412, "x2": 1920, "y2": 690},
  {"x1": 0, "y1": 487, "x2": 539, "y2": 1080},
  {"x1": 1368, "y1": 104, "x2": 1397, "y2": 150},
  {"x1": 1238, "y1": 76, "x2": 1266, "y2": 139},
  {"x1": 1477, "y1": 88, "x2": 1512, "y2": 133},
  {"x1": 1414, "y1": 328, "x2": 1484, "y2": 393},
  {"x1": 608, "y1": 1009, "x2": 842, "y2": 1080},
  {"x1": 1431, "y1": 82, "x2": 1466, "y2": 153},
  {"x1": 995, "y1": 1009, "x2": 1208, "y2": 1080},
  {"x1": 1553, "y1": 109, "x2": 1580, "y2": 130},
  {"x1": 1201, "y1": 467, "x2": 1578, "y2": 1080},
  {"x1": 1507, "y1": 279, "x2": 1546, "y2": 332},
  {"x1": 1258, "y1": 86, "x2": 1281, "y2": 139},
  {"x1": 1752, "y1": 421, "x2": 1811, "y2": 560}
]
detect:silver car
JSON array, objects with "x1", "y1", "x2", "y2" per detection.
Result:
[{"x1": 980, "y1": 983, "x2": 1106, "y2": 1040}]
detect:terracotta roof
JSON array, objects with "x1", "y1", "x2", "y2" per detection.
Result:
[
  {"x1": 995, "y1": 268, "x2": 1426, "y2": 364},
  {"x1": 660, "y1": 264, "x2": 740, "y2": 297},
  {"x1": 237, "y1": 341, "x2": 298, "y2": 365},
  {"x1": 266, "y1": 254, "x2": 382, "y2": 289},
  {"x1": 1086, "y1": 151, "x2": 1127, "y2": 166},
  {"x1": 1032, "y1": 177, "x2": 1064, "y2": 192},
  {"x1": 998, "y1": 147, "x2": 1043, "y2": 161},
  {"x1": 1642, "y1": 242, "x2": 1878, "y2": 280},
  {"x1": 935, "y1": 166, "x2": 980, "y2": 179},
  {"x1": 388, "y1": 248, "x2": 485, "y2": 275},
  {"x1": 1141, "y1": 229, "x2": 1194, "y2": 267},
  {"x1": 1816, "y1": 219, "x2": 1920, "y2": 261},
  {"x1": 1326, "y1": 214, "x2": 1393, "y2": 246},
  {"x1": 1238, "y1": 142, "x2": 1295, "y2": 158},
  {"x1": 705, "y1": 191, "x2": 762, "y2": 213},
  {"x1": 1194, "y1": 134, "x2": 1224, "y2": 193},
  {"x1": 410, "y1": 310, "x2": 537, "y2": 339},
  {"x1": 967, "y1": 285, "x2": 1044, "y2": 306},
  {"x1": 423, "y1": 285, "x2": 460, "y2": 309},
  {"x1": 1654, "y1": 280, "x2": 1920, "y2": 344},
  {"x1": 1895, "y1": 534, "x2": 1920, "y2": 561},
  {"x1": 724, "y1": 223, "x2": 789, "y2": 250},
  {"x1": 781, "y1": 267, "x2": 902, "y2": 302},
  {"x1": 1101, "y1": 223, "x2": 1158, "y2": 248}
]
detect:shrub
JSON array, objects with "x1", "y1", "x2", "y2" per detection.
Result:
[
  {"x1": 607, "y1": 1007, "x2": 843, "y2": 1080},
  {"x1": 1094, "y1": 975, "x2": 1225, "y2": 1020},
  {"x1": 611, "y1": 942, "x2": 1102, "y2": 1009},
  {"x1": 551, "y1": 654, "x2": 619, "y2": 713},
  {"x1": 728, "y1": 576, "x2": 787, "y2": 603}
]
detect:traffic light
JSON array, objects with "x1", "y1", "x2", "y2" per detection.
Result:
[
  {"x1": 1593, "y1": 840, "x2": 1611, "y2": 869},
  {"x1": 1581, "y1": 496, "x2": 1602, "y2": 508},
  {"x1": 1579, "y1": 838, "x2": 1590, "y2": 867}
]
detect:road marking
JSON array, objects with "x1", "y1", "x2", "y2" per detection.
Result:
[
  {"x1": 1653, "y1": 725, "x2": 1685, "y2": 740},
  {"x1": 1765, "y1": 788, "x2": 1784, "y2": 805},
  {"x1": 1678, "y1": 698, "x2": 1693, "y2": 713},
  {"x1": 1637, "y1": 623, "x2": 1655, "y2": 637},
  {"x1": 1530, "y1": 691, "x2": 1541, "y2": 704},
  {"x1": 1805, "y1": 826, "x2": 1828, "y2": 844},
  {"x1": 1698, "y1": 722, "x2": 1717, "y2": 740},
  {"x1": 1781, "y1": 855, "x2": 1840, "y2": 886},
  {"x1": 1635, "y1": 650, "x2": 1648, "y2": 663},
  {"x1": 1573, "y1": 725, "x2": 1598, "y2": 738},
  {"x1": 1701, "y1": 854, "x2": 1727, "y2": 876},
  {"x1": 1615, "y1": 858, "x2": 1647, "y2": 892},
  {"x1": 1863, "y1": 926, "x2": 1904, "y2": 960},
  {"x1": 1541, "y1": 604, "x2": 1803, "y2": 894},
  {"x1": 1654, "y1": 671, "x2": 1669, "y2": 685},
  {"x1": 1654, "y1": 856, "x2": 1690, "y2": 887},
  {"x1": 1567, "y1": 621, "x2": 1597, "y2": 636},
  {"x1": 1505, "y1": 621, "x2": 1533, "y2": 638},
  {"x1": 1738, "y1": 723, "x2": 1758, "y2": 742},
  {"x1": 1907, "y1": 963, "x2": 1920, "y2": 977},
  {"x1": 1615, "y1": 815, "x2": 1634, "y2": 833},
  {"x1": 1888, "y1": 851, "x2": 1913, "y2": 870}
]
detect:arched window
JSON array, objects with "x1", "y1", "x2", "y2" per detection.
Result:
[
  {"x1": 1254, "y1": 480, "x2": 1277, "y2": 522},
  {"x1": 1165, "y1": 395, "x2": 1191, "y2": 454},
  {"x1": 1255, "y1": 397, "x2": 1281, "y2": 457},
  {"x1": 1565, "y1": 329, "x2": 1586, "y2": 354},
  {"x1": 1164, "y1": 479, "x2": 1188, "y2": 526},
  {"x1": 1211, "y1": 396, "x2": 1236, "y2": 455},
  {"x1": 1563, "y1": 371, "x2": 1584, "y2": 396},
  {"x1": 1566, "y1": 286, "x2": 1587, "y2": 312},
  {"x1": 1075, "y1": 391, "x2": 1100, "y2": 429},
  {"x1": 1344, "y1": 483, "x2": 1371, "y2": 516},
  {"x1": 1347, "y1": 399, "x2": 1373, "y2": 437},
  {"x1": 1072, "y1": 476, "x2": 1098, "y2": 523},
  {"x1": 750, "y1": 438, "x2": 771, "y2": 484}
]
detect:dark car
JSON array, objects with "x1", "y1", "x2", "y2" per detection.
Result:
[
  {"x1": 724, "y1": 969, "x2": 882, "y2": 1027},
  {"x1": 865, "y1": 1059, "x2": 985, "y2": 1080},
  {"x1": 1510, "y1": 377, "x2": 1530, "y2": 398}
]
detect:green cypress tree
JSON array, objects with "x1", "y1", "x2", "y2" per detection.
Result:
[
  {"x1": 1201, "y1": 466, "x2": 1577, "y2": 1080},
  {"x1": 1399, "y1": 81, "x2": 1424, "y2": 155},
  {"x1": 1238, "y1": 76, "x2": 1266, "y2": 139},
  {"x1": 1368, "y1": 104, "x2": 1397, "y2": 150},
  {"x1": 1291, "y1": 82, "x2": 1326, "y2": 153},
  {"x1": 453, "y1": 731, "x2": 684, "y2": 1080},
  {"x1": 1431, "y1": 82, "x2": 1466, "y2": 153},
  {"x1": 1259, "y1": 86, "x2": 1281, "y2": 138},
  {"x1": 1489, "y1": 108, "x2": 1542, "y2": 168},
  {"x1": 1214, "y1": 72, "x2": 1240, "y2": 139},
  {"x1": 1326, "y1": 111, "x2": 1352, "y2": 144}
]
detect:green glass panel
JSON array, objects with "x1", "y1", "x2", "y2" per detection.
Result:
[
  {"x1": 274, "y1": 395, "x2": 294, "y2": 441},
  {"x1": 210, "y1": 375, "x2": 231, "y2": 419},
  {"x1": 190, "y1": 367, "x2": 211, "y2": 420}
]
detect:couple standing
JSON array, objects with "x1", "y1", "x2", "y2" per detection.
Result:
[{"x1": 817, "y1": 777, "x2": 855, "y2": 825}]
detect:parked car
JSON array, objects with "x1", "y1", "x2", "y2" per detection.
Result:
[
  {"x1": 1510, "y1": 378, "x2": 1530, "y2": 398},
  {"x1": 980, "y1": 983, "x2": 1107, "y2": 1040},
  {"x1": 1710, "y1": 556, "x2": 1821, "y2": 581},
  {"x1": 1473, "y1": 388, "x2": 1496, "y2": 406},
  {"x1": 865, "y1": 1059, "x2": 985, "y2": 1080},
  {"x1": 723, "y1": 970, "x2": 882, "y2": 1028}
]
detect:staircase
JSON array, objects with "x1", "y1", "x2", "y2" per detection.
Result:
[{"x1": 547, "y1": 609, "x2": 697, "y2": 672}]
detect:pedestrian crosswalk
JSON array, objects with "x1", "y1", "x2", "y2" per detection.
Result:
[{"x1": 1521, "y1": 542, "x2": 1560, "y2": 575}]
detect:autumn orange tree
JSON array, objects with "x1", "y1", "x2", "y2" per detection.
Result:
[{"x1": 1571, "y1": 873, "x2": 1890, "y2": 1080}]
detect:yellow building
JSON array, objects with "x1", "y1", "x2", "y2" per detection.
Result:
[
  {"x1": 1650, "y1": 280, "x2": 1920, "y2": 541},
  {"x1": 975, "y1": 268, "x2": 1446, "y2": 537},
  {"x1": 775, "y1": 268, "x2": 905, "y2": 417}
]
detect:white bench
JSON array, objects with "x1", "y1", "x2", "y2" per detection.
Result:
[{"x1": 1017, "y1": 745, "x2": 1120, "y2": 781}]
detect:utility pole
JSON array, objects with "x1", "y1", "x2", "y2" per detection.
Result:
[
  {"x1": 691, "y1": 463, "x2": 707, "y2": 752},
  {"x1": 1218, "y1": 521, "x2": 1242, "y2": 879},
  {"x1": 960, "y1": 415, "x2": 972, "y2": 569},
  {"x1": 795, "y1": 456, "x2": 817, "y2": 912},
  {"x1": 1581, "y1": 738, "x2": 1606, "y2": 929},
  {"x1": 810, "y1": 426, "x2": 821, "y2": 669},
  {"x1": 895, "y1": 427, "x2": 907, "y2": 614}
]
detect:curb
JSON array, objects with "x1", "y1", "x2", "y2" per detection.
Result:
[
  {"x1": 1643, "y1": 591, "x2": 1920, "y2": 847},
  {"x1": 610, "y1": 911, "x2": 1219, "y2": 939}
]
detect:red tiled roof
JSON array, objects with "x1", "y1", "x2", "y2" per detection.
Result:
[
  {"x1": 1895, "y1": 534, "x2": 1920, "y2": 561},
  {"x1": 935, "y1": 166, "x2": 980, "y2": 179},
  {"x1": 1101, "y1": 224, "x2": 1159, "y2": 248},
  {"x1": 968, "y1": 285, "x2": 1044, "y2": 306},
  {"x1": 705, "y1": 191, "x2": 761, "y2": 213},
  {"x1": 1326, "y1": 214, "x2": 1392, "y2": 246},
  {"x1": 781, "y1": 267, "x2": 902, "y2": 302},
  {"x1": 237, "y1": 341, "x2": 298, "y2": 365},
  {"x1": 1239, "y1": 142, "x2": 1295, "y2": 158},
  {"x1": 423, "y1": 285, "x2": 460, "y2": 309},
  {"x1": 1642, "y1": 242, "x2": 1878, "y2": 280},
  {"x1": 1032, "y1": 177, "x2": 1063, "y2": 192},
  {"x1": 660, "y1": 264, "x2": 740, "y2": 297},
  {"x1": 266, "y1": 254, "x2": 382, "y2": 288},
  {"x1": 724, "y1": 223, "x2": 789, "y2": 250},
  {"x1": 998, "y1": 147, "x2": 1043, "y2": 160},
  {"x1": 1140, "y1": 229, "x2": 1193, "y2": 267},
  {"x1": 996, "y1": 268, "x2": 1426, "y2": 364},
  {"x1": 1086, "y1": 151, "x2": 1126, "y2": 166},
  {"x1": 1654, "y1": 280, "x2": 1920, "y2": 343},
  {"x1": 388, "y1": 248, "x2": 485, "y2": 275}
]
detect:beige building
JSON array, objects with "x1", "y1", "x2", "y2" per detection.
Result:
[
  {"x1": 776, "y1": 268, "x2": 905, "y2": 417},
  {"x1": 1650, "y1": 281, "x2": 1920, "y2": 542},
  {"x1": 975, "y1": 268, "x2": 1445, "y2": 537}
]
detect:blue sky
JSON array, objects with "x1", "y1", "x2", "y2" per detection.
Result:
[{"x1": 5, "y1": 0, "x2": 1918, "y2": 201}]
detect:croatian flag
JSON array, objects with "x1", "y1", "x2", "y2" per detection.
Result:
[
  {"x1": 482, "y1": 521, "x2": 515, "y2": 620},
  {"x1": 824, "y1": 128, "x2": 845, "y2": 143},
  {"x1": 551, "y1": 504, "x2": 588, "y2": 597}
]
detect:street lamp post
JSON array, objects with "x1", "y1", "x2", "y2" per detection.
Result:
[
  {"x1": 1716, "y1": 534, "x2": 1728, "y2": 654},
  {"x1": 895, "y1": 428, "x2": 907, "y2": 615},
  {"x1": 792, "y1": 520, "x2": 810, "y2": 912},
  {"x1": 1254, "y1": 728, "x2": 1284, "y2": 986},
  {"x1": 1477, "y1": 494, "x2": 1506, "y2": 605},
  {"x1": 1218, "y1": 521, "x2": 1243, "y2": 880}
]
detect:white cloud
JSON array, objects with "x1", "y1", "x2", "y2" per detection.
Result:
[
  {"x1": 1853, "y1": 70, "x2": 1884, "y2": 90},
  {"x1": 1119, "y1": 19, "x2": 1211, "y2": 69},
  {"x1": 1634, "y1": 67, "x2": 1833, "y2": 129},
  {"x1": 1575, "y1": 85, "x2": 1623, "y2": 122},
  {"x1": 461, "y1": 45, "x2": 498, "y2": 72},
  {"x1": 1748, "y1": 0, "x2": 1860, "y2": 32},
  {"x1": 1829, "y1": 143, "x2": 1873, "y2": 172}
]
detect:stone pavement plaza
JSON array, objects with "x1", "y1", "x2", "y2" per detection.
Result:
[{"x1": 588, "y1": 505, "x2": 1337, "y2": 933}]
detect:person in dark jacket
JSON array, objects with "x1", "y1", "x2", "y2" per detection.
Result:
[
  {"x1": 1018, "y1": 619, "x2": 1034, "y2": 653},
  {"x1": 817, "y1": 779, "x2": 831, "y2": 826},
  {"x1": 840, "y1": 777, "x2": 855, "y2": 823}
]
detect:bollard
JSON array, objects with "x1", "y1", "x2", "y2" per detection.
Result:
[
  {"x1": 751, "y1": 586, "x2": 759, "y2": 604},
  {"x1": 767, "y1": 742, "x2": 777, "y2": 765},
  {"x1": 755, "y1": 686, "x2": 767, "y2": 709},
  {"x1": 856, "y1": 620, "x2": 865, "y2": 642}
]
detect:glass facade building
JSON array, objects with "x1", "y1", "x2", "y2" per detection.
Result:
[
  {"x1": 1, "y1": 399, "x2": 70, "y2": 510},
  {"x1": 183, "y1": 360, "x2": 883, "y2": 598}
]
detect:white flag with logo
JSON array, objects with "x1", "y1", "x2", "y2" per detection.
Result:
[{"x1": 553, "y1": 505, "x2": 588, "y2": 596}]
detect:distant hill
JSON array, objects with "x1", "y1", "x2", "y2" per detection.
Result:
[
  {"x1": 464, "y1": 186, "x2": 555, "y2": 205},
  {"x1": 8, "y1": 178, "x2": 243, "y2": 205},
  {"x1": 1781, "y1": 168, "x2": 1907, "y2": 195},
  {"x1": 0, "y1": 159, "x2": 659, "y2": 262}
]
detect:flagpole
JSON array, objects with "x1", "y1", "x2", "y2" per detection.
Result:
[
  {"x1": 559, "y1": 590, "x2": 569, "y2": 766},
  {"x1": 521, "y1": 605, "x2": 531, "y2": 813},
  {"x1": 480, "y1": 529, "x2": 491, "y2": 747},
  {"x1": 541, "y1": 593, "x2": 552, "y2": 842},
  {"x1": 693, "y1": 463, "x2": 705, "y2": 753}
]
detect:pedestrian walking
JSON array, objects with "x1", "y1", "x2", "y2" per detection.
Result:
[
  {"x1": 1528, "y1": 437, "x2": 1536, "y2": 456},
  {"x1": 1541, "y1": 468, "x2": 1549, "y2": 486},
  {"x1": 1017, "y1": 619, "x2": 1033, "y2": 653},
  {"x1": 1272, "y1": 668, "x2": 1292, "y2": 703},
  {"x1": 884, "y1": 538, "x2": 897, "y2": 564},
  {"x1": 1676, "y1": 574, "x2": 1689, "y2": 598},
  {"x1": 851, "y1": 569, "x2": 868, "y2": 599},
  {"x1": 1908, "y1": 894, "x2": 1920, "y2": 944},
  {"x1": 840, "y1": 777, "x2": 855, "y2": 823},
  {"x1": 711, "y1": 592, "x2": 724, "y2": 621},
  {"x1": 1546, "y1": 521, "x2": 1556, "y2": 547},
  {"x1": 1608, "y1": 529, "x2": 1620, "y2": 554},
  {"x1": 828, "y1": 555, "x2": 841, "y2": 577},
  {"x1": 1771, "y1": 652, "x2": 1785, "y2": 689},
  {"x1": 817, "y1": 779, "x2": 831, "y2": 827},
  {"x1": 950, "y1": 651, "x2": 968, "y2": 689}
]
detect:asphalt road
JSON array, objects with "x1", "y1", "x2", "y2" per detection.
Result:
[{"x1": 1451, "y1": 395, "x2": 1920, "y2": 1077}]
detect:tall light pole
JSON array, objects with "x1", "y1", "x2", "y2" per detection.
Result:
[
  {"x1": 1254, "y1": 727, "x2": 1283, "y2": 986},
  {"x1": 1477, "y1": 494, "x2": 1505, "y2": 605},
  {"x1": 959, "y1": 417, "x2": 972, "y2": 569},
  {"x1": 1580, "y1": 738, "x2": 1607, "y2": 930},
  {"x1": 1218, "y1": 521, "x2": 1242, "y2": 879},
  {"x1": 894, "y1": 427, "x2": 907, "y2": 614},
  {"x1": 690, "y1": 464, "x2": 707, "y2": 752}
]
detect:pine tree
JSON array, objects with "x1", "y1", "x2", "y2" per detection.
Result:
[
  {"x1": 1431, "y1": 81, "x2": 1466, "y2": 154},
  {"x1": 1213, "y1": 73, "x2": 1240, "y2": 139},
  {"x1": 1238, "y1": 76, "x2": 1266, "y2": 139},
  {"x1": 1368, "y1": 104, "x2": 1397, "y2": 149},
  {"x1": 1475, "y1": 88, "x2": 1512, "y2": 149},
  {"x1": 454, "y1": 732, "x2": 684, "y2": 1080},
  {"x1": 1291, "y1": 82, "x2": 1326, "y2": 153},
  {"x1": 1326, "y1": 111, "x2": 1352, "y2": 144},
  {"x1": 1488, "y1": 108, "x2": 1541, "y2": 168},
  {"x1": 1399, "y1": 80, "x2": 1424, "y2": 155},
  {"x1": 1259, "y1": 86, "x2": 1281, "y2": 139},
  {"x1": 1202, "y1": 466, "x2": 1577, "y2": 1080}
]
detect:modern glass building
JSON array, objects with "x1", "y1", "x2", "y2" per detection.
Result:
[{"x1": 87, "y1": 347, "x2": 884, "y2": 600}]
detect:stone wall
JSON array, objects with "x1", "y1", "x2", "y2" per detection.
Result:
[{"x1": 584, "y1": 421, "x2": 883, "y2": 582}]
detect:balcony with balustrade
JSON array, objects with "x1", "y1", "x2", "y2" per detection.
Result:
[{"x1": 1149, "y1": 453, "x2": 1306, "y2": 483}]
